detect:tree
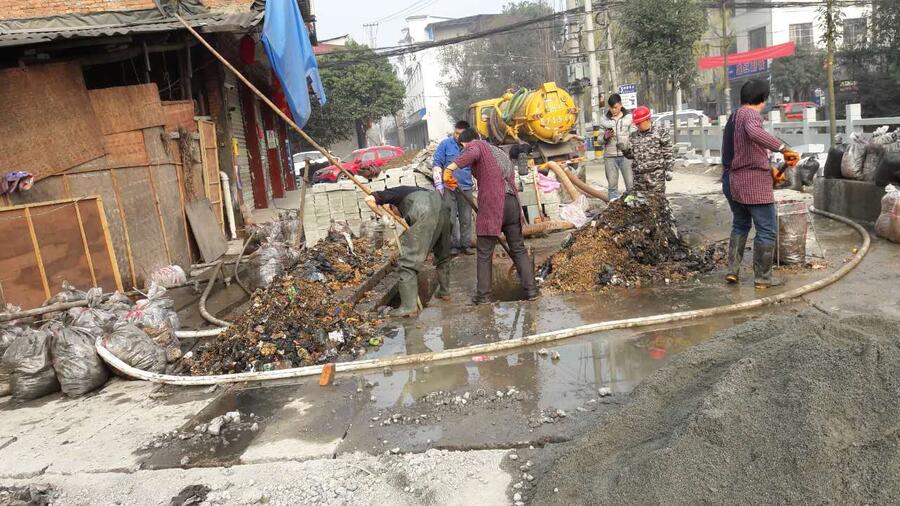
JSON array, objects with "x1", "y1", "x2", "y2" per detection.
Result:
[
  {"x1": 439, "y1": 1, "x2": 566, "y2": 120},
  {"x1": 303, "y1": 42, "x2": 405, "y2": 148},
  {"x1": 770, "y1": 49, "x2": 825, "y2": 102},
  {"x1": 819, "y1": 0, "x2": 842, "y2": 146},
  {"x1": 618, "y1": 0, "x2": 706, "y2": 141}
]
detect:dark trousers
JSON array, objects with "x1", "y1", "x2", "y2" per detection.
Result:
[
  {"x1": 475, "y1": 194, "x2": 537, "y2": 299},
  {"x1": 730, "y1": 199, "x2": 777, "y2": 246},
  {"x1": 443, "y1": 189, "x2": 474, "y2": 250}
]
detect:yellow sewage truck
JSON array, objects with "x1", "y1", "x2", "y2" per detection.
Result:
[{"x1": 467, "y1": 82, "x2": 583, "y2": 163}]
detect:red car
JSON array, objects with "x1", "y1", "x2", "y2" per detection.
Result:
[{"x1": 313, "y1": 146, "x2": 404, "y2": 183}]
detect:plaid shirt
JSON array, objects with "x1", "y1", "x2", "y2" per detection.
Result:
[
  {"x1": 453, "y1": 140, "x2": 522, "y2": 237},
  {"x1": 730, "y1": 106, "x2": 784, "y2": 205}
]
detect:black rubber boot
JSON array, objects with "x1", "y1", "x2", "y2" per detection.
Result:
[
  {"x1": 435, "y1": 268, "x2": 451, "y2": 301},
  {"x1": 725, "y1": 233, "x2": 748, "y2": 284},
  {"x1": 753, "y1": 243, "x2": 785, "y2": 289}
]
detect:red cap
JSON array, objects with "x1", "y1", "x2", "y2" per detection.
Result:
[{"x1": 632, "y1": 106, "x2": 651, "y2": 125}]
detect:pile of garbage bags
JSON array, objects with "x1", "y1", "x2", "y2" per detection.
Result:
[
  {"x1": 875, "y1": 185, "x2": 900, "y2": 243},
  {"x1": 248, "y1": 210, "x2": 304, "y2": 289},
  {"x1": 0, "y1": 282, "x2": 180, "y2": 401},
  {"x1": 841, "y1": 128, "x2": 900, "y2": 182}
]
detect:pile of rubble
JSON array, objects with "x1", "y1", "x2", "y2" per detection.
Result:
[
  {"x1": 139, "y1": 410, "x2": 260, "y2": 462},
  {"x1": 539, "y1": 194, "x2": 722, "y2": 293},
  {"x1": 188, "y1": 237, "x2": 391, "y2": 375}
]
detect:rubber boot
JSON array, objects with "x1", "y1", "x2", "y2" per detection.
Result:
[
  {"x1": 390, "y1": 278, "x2": 420, "y2": 318},
  {"x1": 725, "y1": 233, "x2": 748, "y2": 284},
  {"x1": 753, "y1": 243, "x2": 785, "y2": 289},
  {"x1": 435, "y1": 268, "x2": 451, "y2": 301}
]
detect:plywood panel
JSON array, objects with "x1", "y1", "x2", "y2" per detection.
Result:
[
  {"x1": 153, "y1": 165, "x2": 191, "y2": 269},
  {"x1": 103, "y1": 131, "x2": 150, "y2": 169},
  {"x1": 0, "y1": 62, "x2": 105, "y2": 181},
  {"x1": 114, "y1": 167, "x2": 169, "y2": 286},
  {"x1": 0, "y1": 208, "x2": 46, "y2": 309},
  {"x1": 186, "y1": 199, "x2": 227, "y2": 263},
  {"x1": 30, "y1": 202, "x2": 94, "y2": 293},
  {"x1": 162, "y1": 100, "x2": 197, "y2": 133},
  {"x1": 76, "y1": 200, "x2": 121, "y2": 292},
  {"x1": 64, "y1": 171, "x2": 133, "y2": 287},
  {"x1": 89, "y1": 83, "x2": 166, "y2": 135},
  {"x1": 198, "y1": 120, "x2": 224, "y2": 231}
]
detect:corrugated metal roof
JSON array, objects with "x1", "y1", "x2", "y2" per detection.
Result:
[{"x1": 0, "y1": 9, "x2": 263, "y2": 48}]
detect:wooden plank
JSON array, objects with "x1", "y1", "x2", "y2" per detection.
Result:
[
  {"x1": 198, "y1": 120, "x2": 225, "y2": 232},
  {"x1": 73, "y1": 202, "x2": 98, "y2": 287},
  {"x1": 23, "y1": 208, "x2": 50, "y2": 300},
  {"x1": 103, "y1": 131, "x2": 150, "y2": 169},
  {"x1": 155, "y1": 164, "x2": 192, "y2": 268},
  {"x1": 65, "y1": 170, "x2": 132, "y2": 288},
  {"x1": 30, "y1": 202, "x2": 94, "y2": 295},
  {"x1": 0, "y1": 208, "x2": 46, "y2": 308},
  {"x1": 0, "y1": 62, "x2": 105, "y2": 181},
  {"x1": 78, "y1": 199, "x2": 123, "y2": 292},
  {"x1": 174, "y1": 163, "x2": 196, "y2": 264},
  {"x1": 88, "y1": 83, "x2": 166, "y2": 135},
  {"x1": 185, "y1": 199, "x2": 227, "y2": 263},
  {"x1": 108, "y1": 170, "x2": 138, "y2": 287},
  {"x1": 114, "y1": 166, "x2": 169, "y2": 286},
  {"x1": 146, "y1": 166, "x2": 173, "y2": 265},
  {"x1": 162, "y1": 100, "x2": 198, "y2": 133}
]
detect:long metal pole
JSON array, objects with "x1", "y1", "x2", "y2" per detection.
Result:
[
  {"x1": 173, "y1": 14, "x2": 408, "y2": 230},
  {"x1": 584, "y1": 0, "x2": 603, "y2": 159}
]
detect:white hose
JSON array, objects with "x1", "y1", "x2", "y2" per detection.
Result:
[
  {"x1": 220, "y1": 171, "x2": 238, "y2": 240},
  {"x1": 97, "y1": 207, "x2": 869, "y2": 386}
]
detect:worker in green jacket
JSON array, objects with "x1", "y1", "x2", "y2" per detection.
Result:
[{"x1": 365, "y1": 186, "x2": 452, "y2": 318}]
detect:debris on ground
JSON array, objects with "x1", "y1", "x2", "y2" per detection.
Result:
[
  {"x1": 169, "y1": 484, "x2": 210, "y2": 506},
  {"x1": 139, "y1": 410, "x2": 260, "y2": 455},
  {"x1": 0, "y1": 484, "x2": 55, "y2": 506},
  {"x1": 188, "y1": 238, "x2": 390, "y2": 375},
  {"x1": 539, "y1": 194, "x2": 723, "y2": 292},
  {"x1": 532, "y1": 312, "x2": 900, "y2": 505}
]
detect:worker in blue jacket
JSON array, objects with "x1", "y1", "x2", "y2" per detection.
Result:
[{"x1": 432, "y1": 120, "x2": 475, "y2": 255}]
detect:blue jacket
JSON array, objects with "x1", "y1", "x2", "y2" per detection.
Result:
[{"x1": 433, "y1": 137, "x2": 473, "y2": 190}]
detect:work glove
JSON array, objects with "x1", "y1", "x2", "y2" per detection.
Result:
[
  {"x1": 443, "y1": 168, "x2": 458, "y2": 191},
  {"x1": 432, "y1": 166, "x2": 444, "y2": 194},
  {"x1": 782, "y1": 149, "x2": 800, "y2": 168}
]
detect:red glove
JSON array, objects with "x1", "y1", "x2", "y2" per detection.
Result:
[{"x1": 443, "y1": 168, "x2": 458, "y2": 190}]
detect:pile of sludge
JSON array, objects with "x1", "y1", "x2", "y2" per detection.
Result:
[
  {"x1": 189, "y1": 236, "x2": 391, "y2": 375},
  {"x1": 539, "y1": 194, "x2": 722, "y2": 293}
]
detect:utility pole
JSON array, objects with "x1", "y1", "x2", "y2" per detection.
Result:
[
  {"x1": 584, "y1": 0, "x2": 603, "y2": 159},
  {"x1": 605, "y1": 7, "x2": 619, "y2": 90},
  {"x1": 720, "y1": 0, "x2": 732, "y2": 115},
  {"x1": 823, "y1": 0, "x2": 838, "y2": 147}
]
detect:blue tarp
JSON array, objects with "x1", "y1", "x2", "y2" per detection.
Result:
[{"x1": 261, "y1": 0, "x2": 326, "y2": 128}]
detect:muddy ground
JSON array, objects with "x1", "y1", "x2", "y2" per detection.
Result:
[{"x1": 532, "y1": 311, "x2": 900, "y2": 505}]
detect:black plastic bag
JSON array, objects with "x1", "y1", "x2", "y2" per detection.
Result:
[
  {"x1": 1, "y1": 328, "x2": 60, "y2": 400},
  {"x1": 47, "y1": 322, "x2": 109, "y2": 397},
  {"x1": 0, "y1": 325, "x2": 23, "y2": 397},
  {"x1": 823, "y1": 147, "x2": 844, "y2": 179},
  {"x1": 104, "y1": 322, "x2": 166, "y2": 373},
  {"x1": 875, "y1": 152, "x2": 900, "y2": 188}
]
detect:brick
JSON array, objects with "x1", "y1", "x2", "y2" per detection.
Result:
[{"x1": 518, "y1": 190, "x2": 537, "y2": 207}]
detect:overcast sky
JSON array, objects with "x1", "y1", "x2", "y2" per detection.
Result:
[{"x1": 315, "y1": 0, "x2": 529, "y2": 48}]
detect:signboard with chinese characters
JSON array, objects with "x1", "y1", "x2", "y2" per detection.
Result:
[
  {"x1": 617, "y1": 83, "x2": 638, "y2": 109},
  {"x1": 727, "y1": 59, "x2": 769, "y2": 80}
]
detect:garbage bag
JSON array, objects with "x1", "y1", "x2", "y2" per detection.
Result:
[
  {"x1": 776, "y1": 201, "x2": 809, "y2": 265},
  {"x1": 560, "y1": 195, "x2": 590, "y2": 228},
  {"x1": 147, "y1": 265, "x2": 187, "y2": 289},
  {"x1": 47, "y1": 321, "x2": 108, "y2": 397},
  {"x1": 104, "y1": 322, "x2": 166, "y2": 373},
  {"x1": 126, "y1": 283, "x2": 180, "y2": 336},
  {"x1": 797, "y1": 157, "x2": 820, "y2": 187},
  {"x1": 875, "y1": 185, "x2": 900, "y2": 243},
  {"x1": 250, "y1": 243, "x2": 288, "y2": 289},
  {"x1": 823, "y1": 147, "x2": 844, "y2": 179},
  {"x1": 43, "y1": 281, "x2": 87, "y2": 306},
  {"x1": 0, "y1": 325, "x2": 23, "y2": 397},
  {"x1": 1, "y1": 328, "x2": 60, "y2": 400},
  {"x1": 875, "y1": 152, "x2": 900, "y2": 188},
  {"x1": 841, "y1": 133, "x2": 867, "y2": 180}
]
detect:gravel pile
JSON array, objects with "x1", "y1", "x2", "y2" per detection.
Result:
[{"x1": 532, "y1": 311, "x2": 900, "y2": 504}]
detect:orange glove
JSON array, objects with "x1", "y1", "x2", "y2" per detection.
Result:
[
  {"x1": 771, "y1": 166, "x2": 787, "y2": 186},
  {"x1": 783, "y1": 149, "x2": 800, "y2": 168},
  {"x1": 442, "y1": 168, "x2": 458, "y2": 190}
]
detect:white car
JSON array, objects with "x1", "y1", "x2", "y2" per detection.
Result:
[
  {"x1": 292, "y1": 151, "x2": 329, "y2": 176},
  {"x1": 652, "y1": 110, "x2": 711, "y2": 126}
]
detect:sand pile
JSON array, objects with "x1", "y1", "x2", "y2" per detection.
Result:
[
  {"x1": 540, "y1": 194, "x2": 721, "y2": 292},
  {"x1": 189, "y1": 238, "x2": 389, "y2": 375},
  {"x1": 532, "y1": 311, "x2": 900, "y2": 504}
]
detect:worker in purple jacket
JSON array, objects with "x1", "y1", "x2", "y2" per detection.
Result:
[{"x1": 442, "y1": 129, "x2": 539, "y2": 304}]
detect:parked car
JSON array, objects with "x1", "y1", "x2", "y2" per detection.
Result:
[
  {"x1": 313, "y1": 146, "x2": 404, "y2": 183},
  {"x1": 651, "y1": 109, "x2": 711, "y2": 127},
  {"x1": 777, "y1": 102, "x2": 818, "y2": 121},
  {"x1": 292, "y1": 151, "x2": 329, "y2": 177}
]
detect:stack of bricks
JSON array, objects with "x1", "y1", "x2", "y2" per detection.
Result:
[{"x1": 302, "y1": 166, "x2": 435, "y2": 245}]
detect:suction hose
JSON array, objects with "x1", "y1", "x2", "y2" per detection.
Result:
[{"x1": 96, "y1": 207, "x2": 869, "y2": 386}]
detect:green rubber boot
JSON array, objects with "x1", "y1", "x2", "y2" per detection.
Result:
[{"x1": 390, "y1": 277, "x2": 420, "y2": 318}]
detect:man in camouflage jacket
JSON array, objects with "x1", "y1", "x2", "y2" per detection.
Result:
[{"x1": 622, "y1": 107, "x2": 673, "y2": 195}]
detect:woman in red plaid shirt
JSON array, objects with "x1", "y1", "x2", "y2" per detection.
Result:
[{"x1": 726, "y1": 79, "x2": 795, "y2": 288}]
